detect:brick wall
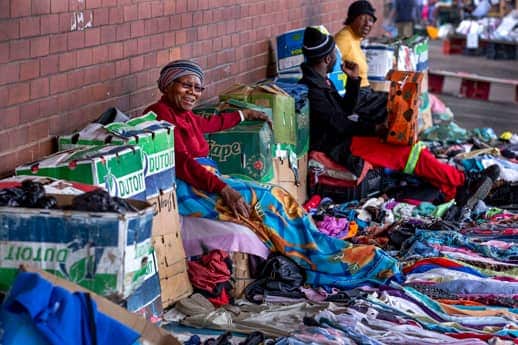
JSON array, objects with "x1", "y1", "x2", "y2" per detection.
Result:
[{"x1": 0, "y1": 0, "x2": 383, "y2": 177}]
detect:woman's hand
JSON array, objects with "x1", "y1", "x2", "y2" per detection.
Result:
[
  {"x1": 220, "y1": 185, "x2": 251, "y2": 219},
  {"x1": 341, "y1": 60, "x2": 360, "y2": 79},
  {"x1": 241, "y1": 109, "x2": 272, "y2": 128}
]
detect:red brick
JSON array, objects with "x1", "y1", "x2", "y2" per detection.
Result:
[
  {"x1": 202, "y1": 10, "x2": 213, "y2": 24},
  {"x1": 116, "y1": 22, "x2": 131, "y2": 41},
  {"x1": 175, "y1": 30, "x2": 187, "y2": 45},
  {"x1": 176, "y1": 0, "x2": 187, "y2": 13},
  {"x1": 19, "y1": 16, "x2": 40, "y2": 37},
  {"x1": 49, "y1": 33, "x2": 67, "y2": 53},
  {"x1": 150, "y1": 1, "x2": 163, "y2": 17},
  {"x1": 92, "y1": 46, "x2": 108, "y2": 64},
  {"x1": 149, "y1": 34, "x2": 163, "y2": 50},
  {"x1": 109, "y1": 7, "x2": 123, "y2": 24},
  {"x1": 31, "y1": 0, "x2": 50, "y2": 15},
  {"x1": 102, "y1": 0, "x2": 117, "y2": 6},
  {"x1": 0, "y1": 42, "x2": 8, "y2": 63},
  {"x1": 163, "y1": 32, "x2": 175, "y2": 46},
  {"x1": 157, "y1": 17, "x2": 169, "y2": 33},
  {"x1": 77, "y1": 48, "x2": 94, "y2": 67},
  {"x1": 144, "y1": 18, "x2": 159, "y2": 35},
  {"x1": 67, "y1": 31, "x2": 85, "y2": 50},
  {"x1": 170, "y1": 14, "x2": 181, "y2": 30},
  {"x1": 51, "y1": 0, "x2": 68, "y2": 13},
  {"x1": 84, "y1": 27, "x2": 100, "y2": 46},
  {"x1": 193, "y1": 11, "x2": 203, "y2": 26},
  {"x1": 137, "y1": 37, "x2": 150, "y2": 54},
  {"x1": 130, "y1": 55, "x2": 144, "y2": 73},
  {"x1": 50, "y1": 73, "x2": 67, "y2": 94},
  {"x1": 19, "y1": 60, "x2": 40, "y2": 80},
  {"x1": 0, "y1": 86, "x2": 8, "y2": 107},
  {"x1": 131, "y1": 21, "x2": 145, "y2": 38},
  {"x1": 11, "y1": 0, "x2": 31, "y2": 17},
  {"x1": 93, "y1": 7, "x2": 109, "y2": 25},
  {"x1": 19, "y1": 101, "x2": 41, "y2": 124},
  {"x1": 0, "y1": 62, "x2": 19, "y2": 85},
  {"x1": 0, "y1": 1, "x2": 9, "y2": 19},
  {"x1": 123, "y1": 39, "x2": 138, "y2": 57},
  {"x1": 99, "y1": 62, "x2": 114, "y2": 80},
  {"x1": 143, "y1": 52, "x2": 156, "y2": 69},
  {"x1": 30, "y1": 77, "x2": 50, "y2": 99},
  {"x1": 59, "y1": 51, "x2": 77, "y2": 71},
  {"x1": 8, "y1": 82, "x2": 30, "y2": 105},
  {"x1": 115, "y1": 59, "x2": 130, "y2": 77},
  {"x1": 0, "y1": 20, "x2": 19, "y2": 41},
  {"x1": 58, "y1": 12, "x2": 71, "y2": 31},
  {"x1": 163, "y1": 1, "x2": 175, "y2": 15},
  {"x1": 40, "y1": 14, "x2": 60, "y2": 35},
  {"x1": 85, "y1": 0, "x2": 103, "y2": 9},
  {"x1": 157, "y1": 49, "x2": 169, "y2": 65},
  {"x1": 67, "y1": 69, "x2": 85, "y2": 90},
  {"x1": 180, "y1": 13, "x2": 192, "y2": 28},
  {"x1": 1, "y1": 107, "x2": 20, "y2": 129},
  {"x1": 38, "y1": 138, "x2": 55, "y2": 158},
  {"x1": 30, "y1": 36, "x2": 49, "y2": 57},
  {"x1": 123, "y1": 4, "x2": 138, "y2": 21},
  {"x1": 100, "y1": 26, "x2": 116, "y2": 43},
  {"x1": 28, "y1": 120, "x2": 50, "y2": 142},
  {"x1": 40, "y1": 55, "x2": 59, "y2": 76},
  {"x1": 108, "y1": 42, "x2": 123, "y2": 60},
  {"x1": 187, "y1": 0, "x2": 199, "y2": 11},
  {"x1": 39, "y1": 96, "x2": 58, "y2": 116},
  {"x1": 84, "y1": 65, "x2": 101, "y2": 84},
  {"x1": 137, "y1": 2, "x2": 151, "y2": 19}
]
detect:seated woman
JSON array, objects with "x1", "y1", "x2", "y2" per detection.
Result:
[
  {"x1": 335, "y1": 0, "x2": 388, "y2": 125},
  {"x1": 144, "y1": 59, "x2": 402, "y2": 289}
]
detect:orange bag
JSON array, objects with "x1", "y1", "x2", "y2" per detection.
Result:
[{"x1": 385, "y1": 70, "x2": 424, "y2": 145}]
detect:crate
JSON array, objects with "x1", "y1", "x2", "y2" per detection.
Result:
[{"x1": 442, "y1": 36, "x2": 465, "y2": 55}]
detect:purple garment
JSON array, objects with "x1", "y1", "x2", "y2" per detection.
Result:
[{"x1": 316, "y1": 215, "x2": 349, "y2": 238}]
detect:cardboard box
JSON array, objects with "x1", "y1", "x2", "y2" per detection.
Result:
[
  {"x1": 20, "y1": 266, "x2": 181, "y2": 345},
  {"x1": 220, "y1": 84, "x2": 297, "y2": 148},
  {"x1": 16, "y1": 145, "x2": 147, "y2": 200},
  {"x1": 207, "y1": 120, "x2": 275, "y2": 183},
  {"x1": 230, "y1": 252, "x2": 253, "y2": 299},
  {"x1": 418, "y1": 91, "x2": 433, "y2": 132},
  {"x1": 58, "y1": 112, "x2": 176, "y2": 198},
  {"x1": 273, "y1": 154, "x2": 308, "y2": 204},
  {"x1": 295, "y1": 103, "x2": 310, "y2": 158},
  {"x1": 363, "y1": 43, "x2": 395, "y2": 82},
  {"x1": 274, "y1": 26, "x2": 347, "y2": 96},
  {"x1": 385, "y1": 70, "x2": 424, "y2": 145},
  {"x1": 0, "y1": 195, "x2": 159, "y2": 311},
  {"x1": 149, "y1": 189, "x2": 192, "y2": 308}
]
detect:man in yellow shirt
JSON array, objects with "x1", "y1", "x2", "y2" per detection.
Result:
[{"x1": 335, "y1": 0, "x2": 388, "y2": 125}]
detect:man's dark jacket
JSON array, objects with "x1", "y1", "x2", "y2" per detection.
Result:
[{"x1": 299, "y1": 63, "x2": 376, "y2": 168}]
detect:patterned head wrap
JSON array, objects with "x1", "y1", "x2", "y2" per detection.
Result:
[{"x1": 157, "y1": 60, "x2": 205, "y2": 93}]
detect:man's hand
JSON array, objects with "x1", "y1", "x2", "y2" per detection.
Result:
[
  {"x1": 241, "y1": 109, "x2": 272, "y2": 128},
  {"x1": 341, "y1": 60, "x2": 360, "y2": 78},
  {"x1": 220, "y1": 185, "x2": 251, "y2": 219}
]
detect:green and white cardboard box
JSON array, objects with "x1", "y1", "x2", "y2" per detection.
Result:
[
  {"x1": 0, "y1": 195, "x2": 160, "y2": 313},
  {"x1": 57, "y1": 112, "x2": 175, "y2": 198},
  {"x1": 16, "y1": 145, "x2": 147, "y2": 200},
  {"x1": 207, "y1": 121, "x2": 274, "y2": 183}
]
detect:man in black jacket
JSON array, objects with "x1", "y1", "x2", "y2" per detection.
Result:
[{"x1": 299, "y1": 26, "x2": 500, "y2": 218}]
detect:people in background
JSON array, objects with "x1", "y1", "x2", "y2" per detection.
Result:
[
  {"x1": 143, "y1": 59, "x2": 403, "y2": 290},
  {"x1": 390, "y1": 0, "x2": 417, "y2": 37},
  {"x1": 335, "y1": 0, "x2": 388, "y2": 126},
  {"x1": 300, "y1": 27, "x2": 500, "y2": 220}
]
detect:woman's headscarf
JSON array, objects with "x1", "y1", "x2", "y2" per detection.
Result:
[{"x1": 157, "y1": 59, "x2": 205, "y2": 93}]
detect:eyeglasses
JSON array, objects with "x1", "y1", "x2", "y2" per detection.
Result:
[{"x1": 173, "y1": 81, "x2": 206, "y2": 93}]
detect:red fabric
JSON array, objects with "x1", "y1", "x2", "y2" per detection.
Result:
[
  {"x1": 144, "y1": 96, "x2": 241, "y2": 193},
  {"x1": 207, "y1": 287, "x2": 231, "y2": 307},
  {"x1": 187, "y1": 249, "x2": 232, "y2": 293},
  {"x1": 350, "y1": 137, "x2": 465, "y2": 200},
  {"x1": 308, "y1": 150, "x2": 373, "y2": 188},
  {"x1": 403, "y1": 257, "x2": 463, "y2": 274}
]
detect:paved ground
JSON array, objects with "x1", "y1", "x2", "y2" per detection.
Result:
[{"x1": 428, "y1": 40, "x2": 518, "y2": 135}]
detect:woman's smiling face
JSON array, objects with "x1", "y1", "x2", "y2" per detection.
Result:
[{"x1": 164, "y1": 74, "x2": 204, "y2": 112}]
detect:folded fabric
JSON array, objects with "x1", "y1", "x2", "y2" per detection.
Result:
[{"x1": 2, "y1": 272, "x2": 139, "y2": 345}]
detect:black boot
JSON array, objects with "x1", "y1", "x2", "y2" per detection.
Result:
[{"x1": 456, "y1": 164, "x2": 500, "y2": 212}]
